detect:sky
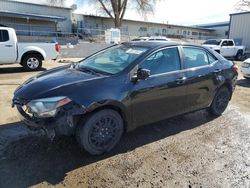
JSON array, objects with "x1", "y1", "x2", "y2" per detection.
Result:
[{"x1": 14, "y1": 0, "x2": 240, "y2": 25}]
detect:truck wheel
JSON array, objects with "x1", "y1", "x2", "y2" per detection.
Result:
[
  {"x1": 208, "y1": 87, "x2": 231, "y2": 116},
  {"x1": 22, "y1": 54, "x2": 42, "y2": 71},
  {"x1": 76, "y1": 109, "x2": 124, "y2": 155},
  {"x1": 235, "y1": 51, "x2": 243, "y2": 61}
]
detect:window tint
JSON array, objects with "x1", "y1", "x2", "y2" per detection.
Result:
[
  {"x1": 207, "y1": 53, "x2": 217, "y2": 64},
  {"x1": 139, "y1": 47, "x2": 181, "y2": 75},
  {"x1": 223, "y1": 40, "x2": 234, "y2": 46},
  {"x1": 222, "y1": 40, "x2": 229, "y2": 46},
  {"x1": 0, "y1": 30, "x2": 9, "y2": 42},
  {"x1": 227, "y1": 40, "x2": 234, "y2": 46},
  {"x1": 183, "y1": 47, "x2": 209, "y2": 68}
]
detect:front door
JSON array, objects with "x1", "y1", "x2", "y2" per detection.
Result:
[
  {"x1": 0, "y1": 29, "x2": 16, "y2": 64},
  {"x1": 130, "y1": 47, "x2": 188, "y2": 127}
]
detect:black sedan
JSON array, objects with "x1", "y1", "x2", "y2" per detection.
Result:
[{"x1": 12, "y1": 42, "x2": 238, "y2": 155}]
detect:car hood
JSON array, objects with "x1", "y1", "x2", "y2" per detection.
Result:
[{"x1": 14, "y1": 65, "x2": 103, "y2": 102}]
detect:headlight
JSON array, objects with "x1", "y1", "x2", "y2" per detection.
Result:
[
  {"x1": 242, "y1": 62, "x2": 250, "y2": 68},
  {"x1": 27, "y1": 96, "x2": 72, "y2": 118}
]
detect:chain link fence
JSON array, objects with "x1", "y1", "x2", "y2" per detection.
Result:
[
  {"x1": 76, "y1": 28, "x2": 131, "y2": 42},
  {"x1": 1, "y1": 21, "x2": 219, "y2": 45}
]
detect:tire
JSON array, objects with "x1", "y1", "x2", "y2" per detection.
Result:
[
  {"x1": 208, "y1": 87, "x2": 231, "y2": 116},
  {"x1": 235, "y1": 51, "x2": 243, "y2": 61},
  {"x1": 21, "y1": 54, "x2": 42, "y2": 71},
  {"x1": 76, "y1": 109, "x2": 124, "y2": 155},
  {"x1": 244, "y1": 76, "x2": 250, "y2": 80}
]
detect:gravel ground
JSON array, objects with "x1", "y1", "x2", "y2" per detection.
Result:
[{"x1": 0, "y1": 57, "x2": 249, "y2": 187}]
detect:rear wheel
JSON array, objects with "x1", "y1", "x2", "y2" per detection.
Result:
[
  {"x1": 208, "y1": 87, "x2": 231, "y2": 116},
  {"x1": 21, "y1": 54, "x2": 42, "y2": 71},
  {"x1": 76, "y1": 109, "x2": 124, "y2": 155},
  {"x1": 235, "y1": 51, "x2": 243, "y2": 61}
]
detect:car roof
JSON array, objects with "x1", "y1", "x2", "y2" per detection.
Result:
[{"x1": 123, "y1": 41, "x2": 202, "y2": 49}]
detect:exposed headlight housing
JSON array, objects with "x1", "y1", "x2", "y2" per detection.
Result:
[
  {"x1": 242, "y1": 62, "x2": 250, "y2": 68},
  {"x1": 26, "y1": 96, "x2": 72, "y2": 118}
]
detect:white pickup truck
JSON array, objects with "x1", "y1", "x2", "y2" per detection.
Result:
[
  {"x1": 0, "y1": 27, "x2": 59, "y2": 71},
  {"x1": 203, "y1": 39, "x2": 245, "y2": 60}
]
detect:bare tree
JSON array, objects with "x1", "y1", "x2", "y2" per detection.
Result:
[
  {"x1": 95, "y1": 0, "x2": 159, "y2": 28},
  {"x1": 235, "y1": 0, "x2": 250, "y2": 11},
  {"x1": 47, "y1": 0, "x2": 65, "y2": 6}
]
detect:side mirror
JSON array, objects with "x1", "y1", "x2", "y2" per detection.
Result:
[{"x1": 132, "y1": 68, "x2": 150, "y2": 82}]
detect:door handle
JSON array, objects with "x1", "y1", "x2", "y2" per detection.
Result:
[
  {"x1": 176, "y1": 77, "x2": 187, "y2": 84},
  {"x1": 5, "y1": 45, "x2": 13, "y2": 47}
]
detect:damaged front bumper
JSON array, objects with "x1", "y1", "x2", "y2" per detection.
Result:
[{"x1": 13, "y1": 99, "x2": 86, "y2": 138}]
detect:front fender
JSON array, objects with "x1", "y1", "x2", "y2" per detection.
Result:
[
  {"x1": 85, "y1": 99, "x2": 131, "y2": 131},
  {"x1": 86, "y1": 100, "x2": 127, "y2": 116}
]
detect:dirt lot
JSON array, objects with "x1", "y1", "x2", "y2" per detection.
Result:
[{"x1": 0, "y1": 60, "x2": 250, "y2": 188}]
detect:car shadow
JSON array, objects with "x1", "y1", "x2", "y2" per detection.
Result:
[
  {"x1": 0, "y1": 110, "x2": 216, "y2": 188},
  {"x1": 237, "y1": 78, "x2": 250, "y2": 87},
  {"x1": 0, "y1": 67, "x2": 46, "y2": 74}
]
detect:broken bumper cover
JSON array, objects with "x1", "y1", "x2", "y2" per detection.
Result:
[{"x1": 14, "y1": 101, "x2": 86, "y2": 136}]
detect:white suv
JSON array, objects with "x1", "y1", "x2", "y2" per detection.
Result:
[{"x1": 241, "y1": 58, "x2": 250, "y2": 79}]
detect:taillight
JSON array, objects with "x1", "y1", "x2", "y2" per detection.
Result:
[
  {"x1": 232, "y1": 64, "x2": 239, "y2": 72},
  {"x1": 55, "y1": 43, "x2": 59, "y2": 52}
]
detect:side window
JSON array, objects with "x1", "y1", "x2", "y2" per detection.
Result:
[
  {"x1": 227, "y1": 40, "x2": 234, "y2": 46},
  {"x1": 183, "y1": 47, "x2": 209, "y2": 68},
  {"x1": 207, "y1": 53, "x2": 217, "y2": 64},
  {"x1": 139, "y1": 47, "x2": 181, "y2": 75},
  {"x1": 221, "y1": 41, "x2": 228, "y2": 46},
  {"x1": 0, "y1": 30, "x2": 9, "y2": 42}
]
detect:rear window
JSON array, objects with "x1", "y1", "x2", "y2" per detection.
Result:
[{"x1": 0, "y1": 30, "x2": 9, "y2": 42}]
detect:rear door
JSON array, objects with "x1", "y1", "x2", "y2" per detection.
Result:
[
  {"x1": 182, "y1": 46, "x2": 219, "y2": 112},
  {"x1": 130, "y1": 46, "x2": 188, "y2": 127},
  {"x1": 226, "y1": 40, "x2": 236, "y2": 56},
  {"x1": 0, "y1": 29, "x2": 17, "y2": 64}
]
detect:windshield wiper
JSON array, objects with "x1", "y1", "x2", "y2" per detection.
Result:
[
  {"x1": 75, "y1": 63, "x2": 112, "y2": 76},
  {"x1": 77, "y1": 66, "x2": 100, "y2": 75}
]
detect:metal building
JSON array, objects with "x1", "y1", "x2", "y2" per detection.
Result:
[
  {"x1": 197, "y1": 21, "x2": 229, "y2": 38},
  {"x1": 72, "y1": 14, "x2": 216, "y2": 40},
  {"x1": 0, "y1": 0, "x2": 73, "y2": 35},
  {"x1": 229, "y1": 11, "x2": 250, "y2": 50}
]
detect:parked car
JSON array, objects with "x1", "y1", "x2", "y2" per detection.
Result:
[
  {"x1": 148, "y1": 36, "x2": 170, "y2": 41},
  {"x1": 203, "y1": 39, "x2": 245, "y2": 60},
  {"x1": 241, "y1": 58, "x2": 250, "y2": 79},
  {"x1": 12, "y1": 41, "x2": 238, "y2": 155},
  {"x1": 0, "y1": 27, "x2": 59, "y2": 71},
  {"x1": 131, "y1": 36, "x2": 149, "y2": 41}
]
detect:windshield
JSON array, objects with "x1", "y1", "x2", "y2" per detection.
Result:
[
  {"x1": 79, "y1": 44, "x2": 148, "y2": 74},
  {"x1": 203, "y1": 39, "x2": 221, "y2": 45}
]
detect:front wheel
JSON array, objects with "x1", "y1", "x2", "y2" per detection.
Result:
[
  {"x1": 76, "y1": 109, "x2": 124, "y2": 155},
  {"x1": 235, "y1": 51, "x2": 243, "y2": 61},
  {"x1": 208, "y1": 87, "x2": 231, "y2": 116},
  {"x1": 21, "y1": 54, "x2": 42, "y2": 71}
]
